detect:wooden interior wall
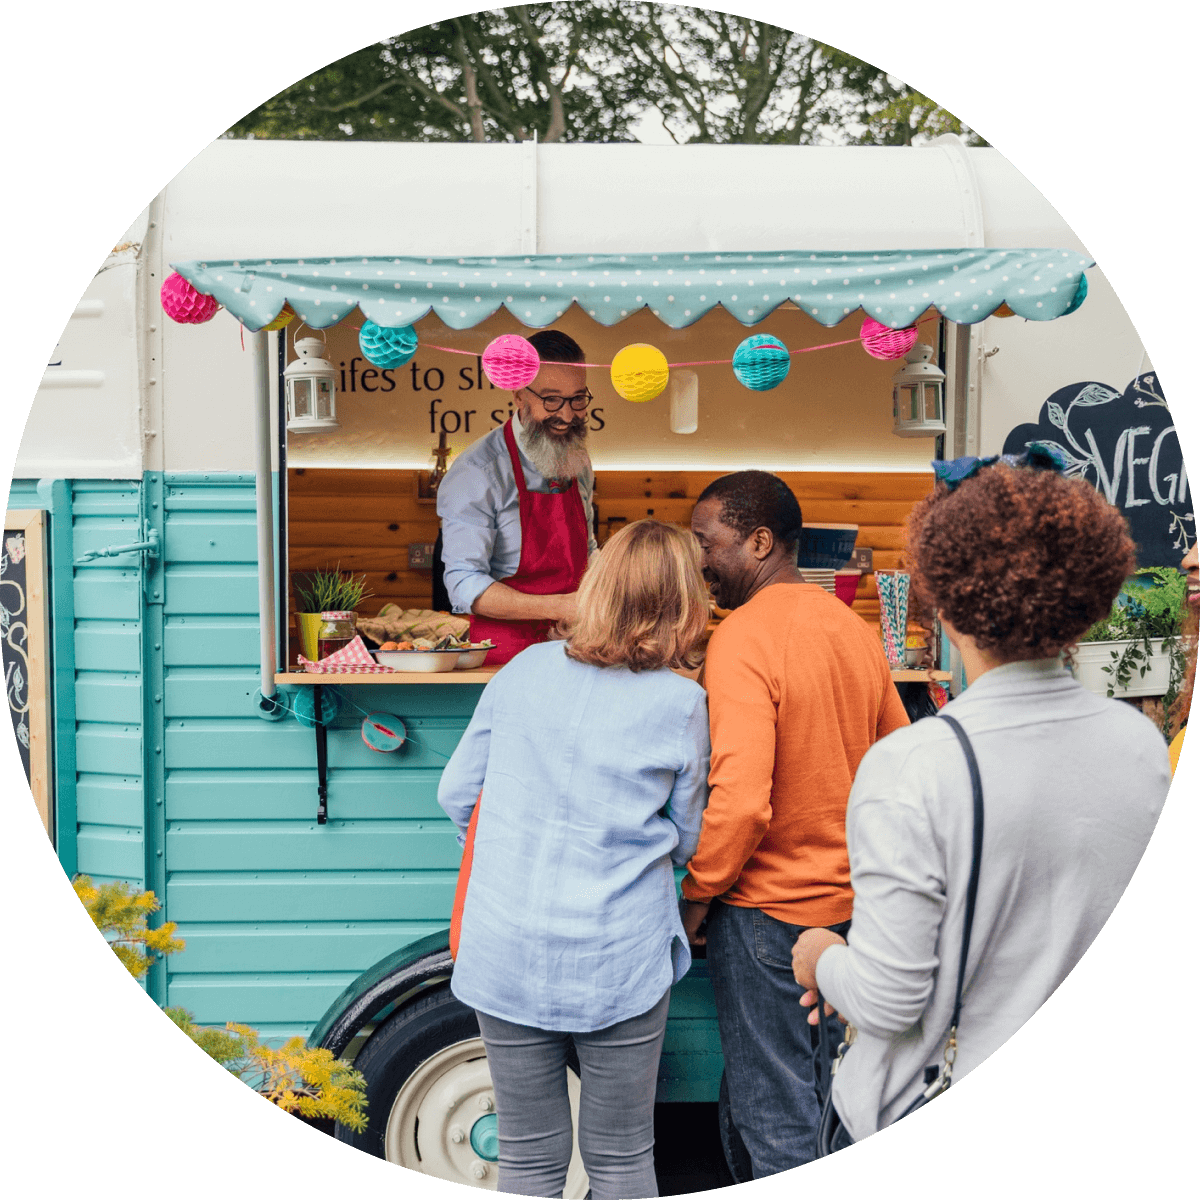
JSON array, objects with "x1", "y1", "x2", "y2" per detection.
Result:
[{"x1": 286, "y1": 468, "x2": 934, "y2": 653}]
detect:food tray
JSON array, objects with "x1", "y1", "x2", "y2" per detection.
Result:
[{"x1": 372, "y1": 649, "x2": 461, "y2": 673}]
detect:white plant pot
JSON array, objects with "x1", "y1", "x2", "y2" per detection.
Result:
[{"x1": 1071, "y1": 638, "x2": 1174, "y2": 698}]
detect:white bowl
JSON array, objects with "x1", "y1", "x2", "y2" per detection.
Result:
[
  {"x1": 373, "y1": 649, "x2": 460, "y2": 673},
  {"x1": 455, "y1": 645, "x2": 494, "y2": 670},
  {"x1": 903, "y1": 646, "x2": 927, "y2": 668}
]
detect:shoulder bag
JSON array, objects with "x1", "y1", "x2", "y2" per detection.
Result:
[{"x1": 814, "y1": 712, "x2": 985, "y2": 1156}]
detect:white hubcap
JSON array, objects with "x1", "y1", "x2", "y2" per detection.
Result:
[{"x1": 384, "y1": 1036, "x2": 590, "y2": 1197}]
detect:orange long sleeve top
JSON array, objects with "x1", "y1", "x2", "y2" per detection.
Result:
[{"x1": 682, "y1": 582, "x2": 910, "y2": 927}]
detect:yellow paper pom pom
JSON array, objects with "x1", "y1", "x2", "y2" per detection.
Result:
[{"x1": 611, "y1": 343, "x2": 669, "y2": 402}]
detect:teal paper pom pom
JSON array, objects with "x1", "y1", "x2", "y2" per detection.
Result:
[
  {"x1": 290, "y1": 687, "x2": 340, "y2": 728},
  {"x1": 359, "y1": 321, "x2": 418, "y2": 368},
  {"x1": 732, "y1": 334, "x2": 790, "y2": 391}
]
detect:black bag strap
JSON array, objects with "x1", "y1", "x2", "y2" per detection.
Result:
[{"x1": 813, "y1": 712, "x2": 985, "y2": 1118}]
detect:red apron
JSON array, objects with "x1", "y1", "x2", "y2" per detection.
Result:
[{"x1": 468, "y1": 419, "x2": 590, "y2": 666}]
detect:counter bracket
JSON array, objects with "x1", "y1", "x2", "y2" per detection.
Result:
[{"x1": 314, "y1": 683, "x2": 329, "y2": 825}]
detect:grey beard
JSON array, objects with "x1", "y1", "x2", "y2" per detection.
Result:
[{"x1": 521, "y1": 416, "x2": 591, "y2": 480}]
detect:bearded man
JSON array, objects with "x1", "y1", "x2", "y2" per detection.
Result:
[{"x1": 436, "y1": 329, "x2": 597, "y2": 664}]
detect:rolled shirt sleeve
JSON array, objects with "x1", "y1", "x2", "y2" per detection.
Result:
[{"x1": 437, "y1": 457, "x2": 506, "y2": 615}]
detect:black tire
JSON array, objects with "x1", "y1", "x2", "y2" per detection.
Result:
[
  {"x1": 336, "y1": 983, "x2": 586, "y2": 1194},
  {"x1": 717, "y1": 1070, "x2": 754, "y2": 1184}
]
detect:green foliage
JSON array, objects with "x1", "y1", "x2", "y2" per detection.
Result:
[
  {"x1": 1080, "y1": 568, "x2": 1187, "y2": 732},
  {"x1": 165, "y1": 1009, "x2": 369, "y2": 1133},
  {"x1": 225, "y1": 4, "x2": 983, "y2": 148},
  {"x1": 72, "y1": 876, "x2": 185, "y2": 980},
  {"x1": 294, "y1": 567, "x2": 372, "y2": 614}
]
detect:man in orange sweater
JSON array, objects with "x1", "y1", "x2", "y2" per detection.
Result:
[{"x1": 682, "y1": 471, "x2": 908, "y2": 1178}]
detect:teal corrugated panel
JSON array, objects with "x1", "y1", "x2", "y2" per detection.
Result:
[
  {"x1": 165, "y1": 718, "x2": 311, "y2": 768},
  {"x1": 163, "y1": 618, "x2": 259, "y2": 667},
  {"x1": 77, "y1": 824, "x2": 145, "y2": 884},
  {"x1": 76, "y1": 673, "x2": 142, "y2": 723},
  {"x1": 73, "y1": 570, "x2": 143, "y2": 620},
  {"x1": 76, "y1": 723, "x2": 143, "y2": 775},
  {"x1": 167, "y1": 870, "x2": 457, "y2": 922},
  {"x1": 166, "y1": 973, "x2": 360, "y2": 1025},
  {"x1": 165, "y1": 768, "x2": 446, "y2": 820},
  {"x1": 169, "y1": 921, "x2": 444, "y2": 974},
  {"x1": 165, "y1": 717, "x2": 469, "y2": 770},
  {"x1": 164, "y1": 485, "x2": 256, "y2": 512},
  {"x1": 74, "y1": 622, "x2": 141, "y2": 672},
  {"x1": 163, "y1": 671, "x2": 261, "y2": 718},
  {"x1": 166, "y1": 819, "x2": 461, "y2": 872},
  {"x1": 69, "y1": 483, "x2": 141, "y2": 516},
  {"x1": 164, "y1": 515, "x2": 258, "y2": 564},
  {"x1": 76, "y1": 775, "x2": 144, "y2": 827},
  {"x1": 165, "y1": 566, "x2": 258, "y2": 615}
]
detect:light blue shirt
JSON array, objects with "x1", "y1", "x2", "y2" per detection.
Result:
[
  {"x1": 438, "y1": 640, "x2": 710, "y2": 1031},
  {"x1": 436, "y1": 414, "x2": 598, "y2": 614}
]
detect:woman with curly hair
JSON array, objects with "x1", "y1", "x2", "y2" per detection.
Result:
[
  {"x1": 438, "y1": 519, "x2": 710, "y2": 1198},
  {"x1": 790, "y1": 450, "x2": 1171, "y2": 1145}
]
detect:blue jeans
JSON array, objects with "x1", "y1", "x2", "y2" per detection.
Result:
[
  {"x1": 707, "y1": 901, "x2": 850, "y2": 1177},
  {"x1": 475, "y1": 990, "x2": 670, "y2": 1199}
]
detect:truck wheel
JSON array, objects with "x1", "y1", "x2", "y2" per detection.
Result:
[
  {"x1": 336, "y1": 985, "x2": 590, "y2": 1197},
  {"x1": 717, "y1": 1071, "x2": 754, "y2": 1184}
]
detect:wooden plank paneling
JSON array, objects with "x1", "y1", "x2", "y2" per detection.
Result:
[
  {"x1": 291, "y1": 521, "x2": 435, "y2": 549},
  {"x1": 167, "y1": 870, "x2": 458, "y2": 922},
  {"x1": 165, "y1": 820, "x2": 462, "y2": 872},
  {"x1": 165, "y1": 768, "x2": 448, "y2": 821}
]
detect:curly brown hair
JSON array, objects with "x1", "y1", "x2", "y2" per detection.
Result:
[{"x1": 906, "y1": 465, "x2": 1136, "y2": 660}]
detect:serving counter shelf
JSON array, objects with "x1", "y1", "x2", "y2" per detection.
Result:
[{"x1": 275, "y1": 669, "x2": 501, "y2": 685}]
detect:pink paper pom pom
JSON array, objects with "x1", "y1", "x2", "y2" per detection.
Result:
[
  {"x1": 160, "y1": 272, "x2": 221, "y2": 324},
  {"x1": 860, "y1": 317, "x2": 919, "y2": 360},
  {"x1": 481, "y1": 334, "x2": 541, "y2": 390}
]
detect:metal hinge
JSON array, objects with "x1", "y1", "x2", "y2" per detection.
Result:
[{"x1": 74, "y1": 521, "x2": 160, "y2": 565}]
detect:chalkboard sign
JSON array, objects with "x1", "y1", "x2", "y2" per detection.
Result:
[
  {"x1": 1003, "y1": 372, "x2": 1193, "y2": 567},
  {"x1": 2, "y1": 510, "x2": 52, "y2": 837}
]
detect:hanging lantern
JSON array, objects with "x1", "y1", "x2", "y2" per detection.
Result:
[
  {"x1": 860, "y1": 317, "x2": 919, "y2": 361},
  {"x1": 482, "y1": 334, "x2": 541, "y2": 390},
  {"x1": 611, "y1": 343, "x2": 669, "y2": 402},
  {"x1": 359, "y1": 321, "x2": 418, "y2": 369},
  {"x1": 284, "y1": 337, "x2": 339, "y2": 433},
  {"x1": 892, "y1": 343, "x2": 946, "y2": 438},
  {"x1": 732, "y1": 333, "x2": 790, "y2": 391},
  {"x1": 262, "y1": 304, "x2": 296, "y2": 333},
  {"x1": 160, "y1": 272, "x2": 220, "y2": 324}
]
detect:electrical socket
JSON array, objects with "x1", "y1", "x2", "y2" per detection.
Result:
[
  {"x1": 851, "y1": 546, "x2": 874, "y2": 572},
  {"x1": 408, "y1": 542, "x2": 436, "y2": 570}
]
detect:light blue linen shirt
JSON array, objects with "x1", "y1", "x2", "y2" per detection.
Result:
[
  {"x1": 435, "y1": 413, "x2": 598, "y2": 615},
  {"x1": 438, "y1": 640, "x2": 710, "y2": 1032}
]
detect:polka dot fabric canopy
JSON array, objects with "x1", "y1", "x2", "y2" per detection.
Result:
[{"x1": 171, "y1": 248, "x2": 1093, "y2": 333}]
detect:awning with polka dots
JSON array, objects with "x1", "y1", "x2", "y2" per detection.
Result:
[{"x1": 170, "y1": 247, "x2": 1093, "y2": 333}]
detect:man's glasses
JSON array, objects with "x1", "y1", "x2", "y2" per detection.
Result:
[{"x1": 522, "y1": 387, "x2": 594, "y2": 414}]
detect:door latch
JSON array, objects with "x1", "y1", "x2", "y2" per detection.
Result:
[{"x1": 75, "y1": 521, "x2": 161, "y2": 565}]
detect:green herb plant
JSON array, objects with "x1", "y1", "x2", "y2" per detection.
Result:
[
  {"x1": 1079, "y1": 567, "x2": 1187, "y2": 733},
  {"x1": 294, "y1": 566, "x2": 372, "y2": 614}
]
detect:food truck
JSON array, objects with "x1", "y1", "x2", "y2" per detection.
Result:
[{"x1": 9, "y1": 135, "x2": 1184, "y2": 1189}]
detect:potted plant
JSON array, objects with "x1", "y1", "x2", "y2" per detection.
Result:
[
  {"x1": 293, "y1": 567, "x2": 372, "y2": 663},
  {"x1": 1074, "y1": 567, "x2": 1187, "y2": 729}
]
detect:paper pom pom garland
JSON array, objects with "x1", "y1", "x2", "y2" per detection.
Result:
[
  {"x1": 859, "y1": 317, "x2": 919, "y2": 361},
  {"x1": 361, "y1": 712, "x2": 407, "y2": 753},
  {"x1": 482, "y1": 334, "x2": 542, "y2": 390},
  {"x1": 359, "y1": 321, "x2": 419, "y2": 369},
  {"x1": 611, "y1": 343, "x2": 670, "y2": 403},
  {"x1": 160, "y1": 272, "x2": 220, "y2": 325},
  {"x1": 261, "y1": 304, "x2": 296, "y2": 332},
  {"x1": 732, "y1": 333, "x2": 791, "y2": 391}
]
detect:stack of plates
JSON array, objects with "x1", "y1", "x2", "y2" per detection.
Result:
[{"x1": 801, "y1": 569, "x2": 838, "y2": 595}]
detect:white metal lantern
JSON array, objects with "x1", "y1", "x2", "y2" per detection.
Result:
[
  {"x1": 891, "y1": 343, "x2": 946, "y2": 437},
  {"x1": 285, "y1": 337, "x2": 339, "y2": 432}
]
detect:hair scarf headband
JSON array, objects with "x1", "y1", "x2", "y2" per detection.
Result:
[{"x1": 932, "y1": 440, "x2": 1070, "y2": 492}]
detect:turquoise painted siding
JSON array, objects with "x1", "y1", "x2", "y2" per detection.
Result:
[
  {"x1": 8, "y1": 479, "x2": 146, "y2": 888},
  {"x1": 159, "y1": 475, "x2": 477, "y2": 1040}
]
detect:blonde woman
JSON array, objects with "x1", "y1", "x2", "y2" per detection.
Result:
[{"x1": 438, "y1": 519, "x2": 711, "y2": 1200}]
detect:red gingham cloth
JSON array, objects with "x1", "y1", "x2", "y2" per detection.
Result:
[{"x1": 299, "y1": 635, "x2": 395, "y2": 674}]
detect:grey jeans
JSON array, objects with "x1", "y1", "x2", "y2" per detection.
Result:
[{"x1": 474, "y1": 990, "x2": 671, "y2": 1199}]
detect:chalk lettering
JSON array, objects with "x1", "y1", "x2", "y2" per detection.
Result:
[{"x1": 1123, "y1": 426, "x2": 1152, "y2": 508}]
